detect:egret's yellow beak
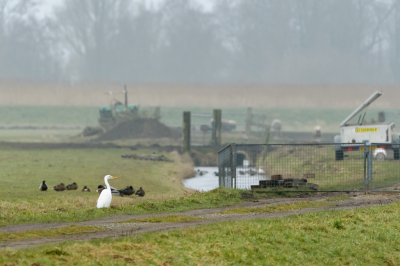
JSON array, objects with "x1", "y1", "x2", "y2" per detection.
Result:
[{"x1": 112, "y1": 176, "x2": 118, "y2": 179}]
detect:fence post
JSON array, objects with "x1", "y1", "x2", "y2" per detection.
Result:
[
  {"x1": 183, "y1": 112, "x2": 191, "y2": 153},
  {"x1": 231, "y1": 143, "x2": 236, "y2": 189},
  {"x1": 368, "y1": 147, "x2": 373, "y2": 194},
  {"x1": 246, "y1": 107, "x2": 252, "y2": 137},
  {"x1": 213, "y1": 109, "x2": 222, "y2": 148},
  {"x1": 363, "y1": 143, "x2": 368, "y2": 194}
]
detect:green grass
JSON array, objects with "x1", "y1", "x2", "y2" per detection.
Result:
[
  {"x1": 0, "y1": 148, "x2": 213, "y2": 226},
  {"x1": 0, "y1": 188, "x2": 244, "y2": 227},
  {"x1": 1, "y1": 105, "x2": 393, "y2": 132},
  {"x1": 0, "y1": 106, "x2": 98, "y2": 127},
  {"x1": 219, "y1": 200, "x2": 335, "y2": 214},
  {"x1": 0, "y1": 225, "x2": 103, "y2": 242},
  {"x1": 119, "y1": 215, "x2": 205, "y2": 223},
  {"x1": 2, "y1": 202, "x2": 400, "y2": 265}
]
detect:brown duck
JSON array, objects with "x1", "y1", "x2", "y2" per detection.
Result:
[
  {"x1": 52, "y1": 183, "x2": 66, "y2": 191},
  {"x1": 135, "y1": 187, "x2": 145, "y2": 197},
  {"x1": 66, "y1": 182, "x2": 78, "y2": 190}
]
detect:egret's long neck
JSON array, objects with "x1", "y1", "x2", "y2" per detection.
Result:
[{"x1": 104, "y1": 177, "x2": 110, "y2": 189}]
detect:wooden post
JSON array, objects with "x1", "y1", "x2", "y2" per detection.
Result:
[
  {"x1": 183, "y1": 112, "x2": 191, "y2": 153},
  {"x1": 213, "y1": 109, "x2": 222, "y2": 147},
  {"x1": 246, "y1": 107, "x2": 252, "y2": 137}
]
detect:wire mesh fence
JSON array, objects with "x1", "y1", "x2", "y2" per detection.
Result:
[
  {"x1": 190, "y1": 113, "x2": 213, "y2": 146},
  {"x1": 370, "y1": 142, "x2": 400, "y2": 192},
  {"x1": 218, "y1": 143, "x2": 368, "y2": 192}
]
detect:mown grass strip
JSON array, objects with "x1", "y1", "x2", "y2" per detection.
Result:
[
  {"x1": 0, "y1": 225, "x2": 102, "y2": 242},
  {"x1": 119, "y1": 215, "x2": 205, "y2": 224},
  {"x1": 2, "y1": 202, "x2": 400, "y2": 265},
  {"x1": 325, "y1": 195, "x2": 351, "y2": 201},
  {"x1": 219, "y1": 200, "x2": 336, "y2": 214},
  {"x1": 0, "y1": 188, "x2": 245, "y2": 227}
]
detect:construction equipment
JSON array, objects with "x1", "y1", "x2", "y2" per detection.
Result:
[
  {"x1": 98, "y1": 86, "x2": 139, "y2": 131},
  {"x1": 334, "y1": 91, "x2": 400, "y2": 160}
]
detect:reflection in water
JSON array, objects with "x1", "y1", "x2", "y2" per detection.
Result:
[
  {"x1": 183, "y1": 167, "x2": 219, "y2": 191},
  {"x1": 183, "y1": 166, "x2": 270, "y2": 191}
]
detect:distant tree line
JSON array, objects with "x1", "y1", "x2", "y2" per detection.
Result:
[{"x1": 0, "y1": 0, "x2": 399, "y2": 84}]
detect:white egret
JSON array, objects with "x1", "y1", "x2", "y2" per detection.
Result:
[{"x1": 96, "y1": 175, "x2": 118, "y2": 208}]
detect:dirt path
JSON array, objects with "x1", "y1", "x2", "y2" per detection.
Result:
[{"x1": 0, "y1": 194, "x2": 397, "y2": 250}]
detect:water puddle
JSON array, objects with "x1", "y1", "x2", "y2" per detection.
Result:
[{"x1": 183, "y1": 167, "x2": 219, "y2": 191}]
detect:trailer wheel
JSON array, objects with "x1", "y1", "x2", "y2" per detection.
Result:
[
  {"x1": 335, "y1": 150, "x2": 344, "y2": 161},
  {"x1": 394, "y1": 148, "x2": 400, "y2": 160},
  {"x1": 375, "y1": 152, "x2": 386, "y2": 161}
]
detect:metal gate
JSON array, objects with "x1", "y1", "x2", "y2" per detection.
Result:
[
  {"x1": 218, "y1": 143, "x2": 369, "y2": 192},
  {"x1": 370, "y1": 142, "x2": 400, "y2": 193}
]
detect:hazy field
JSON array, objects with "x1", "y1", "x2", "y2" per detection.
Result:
[
  {"x1": 1, "y1": 81, "x2": 400, "y2": 108},
  {"x1": 0, "y1": 105, "x2": 393, "y2": 135}
]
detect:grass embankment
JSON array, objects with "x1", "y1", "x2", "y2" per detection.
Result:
[
  {"x1": 2, "y1": 201, "x2": 400, "y2": 265},
  {"x1": 119, "y1": 215, "x2": 205, "y2": 224},
  {"x1": 0, "y1": 225, "x2": 102, "y2": 242},
  {"x1": 219, "y1": 200, "x2": 336, "y2": 214},
  {"x1": 0, "y1": 148, "x2": 244, "y2": 226}
]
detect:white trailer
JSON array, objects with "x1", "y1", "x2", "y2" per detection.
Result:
[{"x1": 334, "y1": 91, "x2": 400, "y2": 161}]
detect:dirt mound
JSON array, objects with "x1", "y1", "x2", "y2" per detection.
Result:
[{"x1": 96, "y1": 118, "x2": 181, "y2": 141}]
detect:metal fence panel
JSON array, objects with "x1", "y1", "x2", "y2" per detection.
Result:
[
  {"x1": 191, "y1": 113, "x2": 213, "y2": 146},
  {"x1": 371, "y1": 143, "x2": 400, "y2": 192},
  {"x1": 218, "y1": 143, "x2": 367, "y2": 192},
  {"x1": 218, "y1": 144, "x2": 233, "y2": 188}
]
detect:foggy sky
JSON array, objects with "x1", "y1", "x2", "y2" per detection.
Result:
[{"x1": 0, "y1": 0, "x2": 399, "y2": 84}]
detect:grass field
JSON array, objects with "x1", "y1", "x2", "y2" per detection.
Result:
[
  {"x1": 0, "y1": 148, "x2": 198, "y2": 226},
  {"x1": 2, "y1": 201, "x2": 400, "y2": 265},
  {"x1": 0, "y1": 105, "x2": 392, "y2": 130}
]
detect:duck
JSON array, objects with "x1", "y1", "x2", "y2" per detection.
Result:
[
  {"x1": 39, "y1": 180, "x2": 48, "y2": 191},
  {"x1": 248, "y1": 170, "x2": 257, "y2": 176},
  {"x1": 119, "y1": 186, "x2": 135, "y2": 196},
  {"x1": 96, "y1": 185, "x2": 106, "y2": 193},
  {"x1": 81, "y1": 185, "x2": 90, "y2": 192},
  {"x1": 96, "y1": 175, "x2": 119, "y2": 208},
  {"x1": 97, "y1": 184, "x2": 122, "y2": 196},
  {"x1": 52, "y1": 183, "x2": 66, "y2": 191},
  {"x1": 239, "y1": 170, "x2": 246, "y2": 175},
  {"x1": 135, "y1": 187, "x2": 145, "y2": 197},
  {"x1": 66, "y1": 182, "x2": 78, "y2": 190}
]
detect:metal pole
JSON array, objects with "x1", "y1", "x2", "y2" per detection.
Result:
[
  {"x1": 183, "y1": 112, "x2": 191, "y2": 153},
  {"x1": 231, "y1": 143, "x2": 237, "y2": 189},
  {"x1": 368, "y1": 147, "x2": 373, "y2": 194},
  {"x1": 124, "y1": 85, "x2": 128, "y2": 107},
  {"x1": 364, "y1": 143, "x2": 368, "y2": 195}
]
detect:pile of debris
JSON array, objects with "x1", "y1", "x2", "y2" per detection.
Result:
[
  {"x1": 251, "y1": 174, "x2": 318, "y2": 191},
  {"x1": 96, "y1": 118, "x2": 181, "y2": 141},
  {"x1": 121, "y1": 153, "x2": 174, "y2": 162}
]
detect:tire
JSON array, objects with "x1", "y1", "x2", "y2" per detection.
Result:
[
  {"x1": 375, "y1": 152, "x2": 385, "y2": 161},
  {"x1": 394, "y1": 148, "x2": 400, "y2": 160},
  {"x1": 335, "y1": 150, "x2": 344, "y2": 161}
]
